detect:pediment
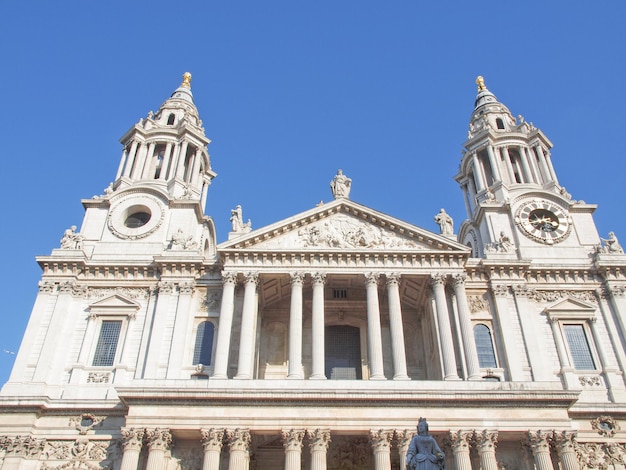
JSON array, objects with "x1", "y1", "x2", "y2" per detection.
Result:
[
  {"x1": 88, "y1": 294, "x2": 141, "y2": 312},
  {"x1": 219, "y1": 199, "x2": 469, "y2": 253},
  {"x1": 544, "y1": 297, "x2": 596, "y2": 313}
]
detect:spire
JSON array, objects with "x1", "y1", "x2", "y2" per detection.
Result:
[{"x1": 473, "y1": 75, "x2": 504, "y2": 111}]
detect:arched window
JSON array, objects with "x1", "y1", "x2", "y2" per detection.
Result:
[
  {"x1": 193, "y1": 321, "x2": 214, "y2": 365},
  {"x1": 474, "y1": 324, "x2": 497, "y2": 368},
  {"x1": 167, "y1": 113, "x2": 175, "y2": 125},
  {"x1": 496, "y1": 118, "x2": 505, "y2": 130}
]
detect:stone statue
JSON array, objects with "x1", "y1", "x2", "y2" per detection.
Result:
[
  {"x1": 406, "y1": 418, "x2": 445, "y2": 470},
  {"x1": 330, "y1": 169, "x2": 352, "y2": 199},
  {"x1": 171, "y1": 228, "x2": 198, "y2": 250},
  {"x1": 230, "y1": 205, "x2": 252, "y2": 233},
  {"x1": 497, "y1": 231, "x2": 514, "y2": 252},
  {"x1": 434, "y1": 209, "x2": 454, "y2": 235},
  {"x1": 601, "y1": 232, "x2": 624, "y2": 254},
  {"x1": 60, "y1": 226, "x2": 84, "y2": 250}
]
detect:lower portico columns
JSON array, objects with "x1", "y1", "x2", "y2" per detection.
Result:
[
  {"x1": 282, "y1": 429, "x2": 305, "y2": 470},
  {"x1": 370, "y1": 429, "x2": 393, "y2": 470},
  {"x1": 386, "y1": 273, "x2": 409, "y2": 380},
  {"x1": 227, "y1": 428, "x2": 251, "y2": 470},
  {"x1": 475, "y1": 430, "x2": 498, "y2": 470},
  {"x1": 120, "y1": 428, "x2": 145, "y2": 470},
  {"x1": 553, "y1": 431, "x2": 580, "y2": 470},
  {"x1": 311, "y1": 273, "x2": 327, "y2": 379},
  {"x1": 430, "y1": 274, "x2": 459, "y2": 380},
  {"x1": 365, "y1": 273, "x2": 385, "y2": 380},
  {"x1": 452, "y1": 274, "x2": 481, "y2": 380},
  {"x1": 212, "y1": 272, "x2": 238, "y2": 379},
  {"x1": 288, "y1": 273, "x2": 305, "y2": 379},
  {"x1": 396, "y1": 430, "x2": 415, "y2": 470},
  {"x1": 235, "y1": 272, "x2": 259, "y2": 379},
  {"x1": 527, "y1": 431, "x2": 555, "y2": 470},
  {"x1": 201, "y1": 428, "x2": 225, "y2": 470},
  {"x1": 448, "y1": 430, "x2": 472, "y2": 470},
  {"x1": 308, "y1": 429, "x2": 331, "y2": 470},
  {"x1": 146, "y1": 428, "x2": 173, "y2": 470}
]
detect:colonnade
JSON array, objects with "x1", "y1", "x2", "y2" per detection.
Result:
[
  {"x1": 118, "y1": 427, "x2": 581, "y2": 470},
  {"x1": 211, "y1": 271, "x2": 483, "y2": 381}
]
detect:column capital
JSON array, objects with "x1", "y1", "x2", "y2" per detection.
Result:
[
  {"x1": 429, "y1": 273, "x2": 446, "y2": 288},
  {"x1": 290, "y1": 272, "x2": 305, "y2": 285},
  {"x1": 201, "y1": 428, "x2": 225, "y2": 451},
  {"x1": 491, "y1": 283, "x2": 510, "y2": 297},
  {"x1": 121, "y1": 427, "x2": 145, "y2": 452},
  {"x1": 281, "y1": 429, "x2": 305, "y2": 451},
  {"x1": 369, "y1": 429, "x2": 393, "y2": 451},
  {"x1": 395, "y1": 429, "x2": 415, "y2": 452},
  {"x1": 474, "y1": 429, "x2": 498, "y2": 452},
  {"x1": 386, "y1": 272, "x2": 401, "y2": 286},
  {"x1": 553, "y1": 431, "x2": 577, "y2": 453},
  {"x1": 226, "y1": 428, "x2": 251, "y2": 452},
  {"x1": 244, "y1": 271, "x2": 259, "y2": 285},
  {"x1": 312, "y1": 272, "x2": 327, "y2": 285},
  {"x1": 307, "y1": 429, "x2": 331, "y2": 451},
  {"x1": 365, "y1": 272, "x2": 380, "y2": 286},
  {"x1": 526, "y1": 430, "x2": 552, "y2": 453},
  {"x1": 447, "y1": 430, "x2": 472, "y2": 452},
  {"x1": 146, "y1": 428, "x2": 172, "y2": 451},
  {"x1": 222, "y1": 271, "x2": 238, "y2": 285},
  {"x1": 452, "y1": 273, "x2": 467, "y2": 287}
]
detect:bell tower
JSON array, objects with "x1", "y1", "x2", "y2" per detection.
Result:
[{"x1": 456, "y1": 77, "x2": 601, "y2": 261}]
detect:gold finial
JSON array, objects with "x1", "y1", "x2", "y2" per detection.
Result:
[
  {"x1": 476, "y1": 76, "x2": 486, "y2": 92},
  {"x1": 182, "y1": 72, "x2": 192, "y2": 89}
]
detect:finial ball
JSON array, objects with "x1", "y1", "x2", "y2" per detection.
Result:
[{"x1": 182, "y1": 72, "x2": 192, "y2": 88}]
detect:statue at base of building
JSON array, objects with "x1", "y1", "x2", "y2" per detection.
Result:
[{"x1": 406, "y1": 418, "x2": 446, "y2": 470}]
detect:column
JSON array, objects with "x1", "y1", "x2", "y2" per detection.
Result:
[
  {"x1": 282, "y1": 429, "x2": 305, "y2": 470},
  {"x1": 448, "y1": 430, "x2": 472, "y2": 470},
  {"x1": 553, "y1": 431, "x2": 580, "y2": 470},
  {"x1": 500, "y1": 146, "x2": 515, "y2": 184},
  {"x1": 386, "y1": 273, "x2": 409, "y2": 380},
  {"x1": 547, "y1": 315, "x2": 569, "y2": 373},
  {"x1": 542, "y1": 148, "x2": 559, "y2": 184},
  {"x1": 159, "y1": 142, "x2": 173, "y2": 180},
  {"x1": 201, "y1": 428, "x2": 225, "y2": 470},
  {"x1": 395, "y1": 430, "x2": 415, "y2": 470},
  {"x1": 236, "y1": 272, "x2": 259, "y2": 379},
  {"x1": 212, "y1": 271, "x2": 238, "y2": 379},
  {"x1": 452, "y1": 274, "x2": 481, "y2": 380},
  {"x1": 518, "y1": 146, "x2": 533, "y2": 183},
  {"x1": 141, "y1": 141, "x2": 157, "y2": 178},
  {"x1": 523, "y1": 147, "x2": 542, "y2": 183},
  {"x1": 144, "y1": 281, "x2": 177, "y2": 378},
  {"x1": 430, "y1": 275, "x2": 459, "y2": 380},
  {"x1": 534, "y1": 145, "x2": 551, "y2": 184},
  {"x1": 130, "y1": 142, "x2": 147, "y2": 179},
  {"x1": 167, "y1": 282, "x2": 195, "y2": 379},
  {"x1": 486, "y1": 145, "x2": 502, "y2": 182},
  {"x1": 116, "y1": 146, "x2": 129, "y2": 180},
  {"x1": 311, "y1": 272, "x2": 327, "y2": 379},
  {"x1": 476, "y1": 430, "x2": 498, "y2": 470},
  {"x1": 120, "y1": 428, "x2": 145, "y2": 470},
  {"x1": 201, "y1": 181, "x2": 210, "y2": 212},
  {"x1": 227, "y1": 428, "x2": 251, "y2": 470},
  {"x1": 191, "y1": 148, "x2": 204, "y2": 186},
  {"x1": 526, "y1": 431, "x2": 555, "y2": 470},
  {"x1": 596, "y1": 288, "x2": 626, "y2": 383},
  {"x1": 146, "y1": 428, "x2": 173, "y2": 470},
  {"x1": 307, "y1": 429, "x2": 331, "y2": 470},
  {"x1": 461, "y1": 184, "x2": 472, "y2": 218},
  {"x1": 365, "y1": 273, "x2": 385, "y2": 380},
  {"x1": 175, "y1": 141, "x2": 190, "y2": 179},
  {"x1": 288, "y1": 273, "x2": 305, "y2": 379},
  {"x1": 491, "y1": 285, "x2": 525, "y2": 381},
  {"x1": 471, "y1": 153, "x2": 486, "y2": 191},
  {"x1": 123, "y1": 140, "x2": 139, "y2": 177},
  {"x1": 370, "y1": 429, "x2": 393, "y2": 470}
]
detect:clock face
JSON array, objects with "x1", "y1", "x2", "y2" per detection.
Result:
[{"x1": 515, "y1": 200, "x2": 571, "y2": 244}]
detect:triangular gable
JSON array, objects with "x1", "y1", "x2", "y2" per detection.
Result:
[
  {"x1": 218, "y1": 199, "x2": 469, "y2": 253},
  {"x1": 88, "y1": 294, "x2": 141, "y2": 313},
  {"x1": 544, "y1": 296, "x2": 596, "y2": 321}
]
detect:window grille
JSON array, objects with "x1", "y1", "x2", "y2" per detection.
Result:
[
  {"x1": 92, "y1": 320, "x2": 122, "y2": 367},
  {"x1": 193, "y1": 321, "x2": 214, "y2": 366},
  {"x1": 333, "y1": 289, "x2": 347, "y2": 299},
  {"x1": 474, "y1": 324, "x2": 497, "y2": 368},
  {"x1": 563, "y1": 324, "x2": 595, "y2": 370}
]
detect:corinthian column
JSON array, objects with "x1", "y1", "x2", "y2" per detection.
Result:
[
  {"x1": 370, "y1": 429, "x2": 393, "y2": 470},
  {"x1": 311, "y1": 273, "x2": 327, "y2": 379},
  {"x1": 527, "y1": 431, "x2": 555, "y2": 470},
  {"x1": 475, "y1": 430, "x2": 498, "y2": 470},
  {"x1": 553, "y1": 431, "x2": 580, "y2": 470},
  {"x1": 120, "y1": 428, "x2": 145, "y2": 470},
  {"x1": 288, "y1": 273, "x2": 305, "y2": 379},
  {"x1": 235, "y1": 272, "x2": 259, "y2": 379},
  {"x1": 308, "y1": 429, "x2": 331, "y2": 470},
  {"x1": 212, "y1": 271, "x2": 237, "y2": 379},
  {"x1": 227, "y1": 428, "x2": 251, "y2": 470},
  {"x1": 201, "y1": 428, "x2": 225, "y2": 470},
  {"x1": 386, "y1": 273, "x2": 409, "y2": 380},
  {"x1": 448, "y1": 430, "x2": 472, "y2": 470},
  {"x1": 146, "y1": 428, "x2": 173, "y2": 470},
  {"x1": 430, "y1": 274, "x2": 459, "y2": 380},
  {"x1": 452, "y1": 274, "x2": 481, "y2": 380},
  {"x1": 282, "y1": 429, "x2": 305, "y2": 470},
  {"x1": 365, "y1": 273, "x2": 385, "y2": 380},
  {"x1": 396, "y1": 430, "x2": 415, "y2": 470}
]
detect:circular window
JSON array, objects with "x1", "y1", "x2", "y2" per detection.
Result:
[{"x1": 125, "y1": 211, "x2": 151, "y2": 228}]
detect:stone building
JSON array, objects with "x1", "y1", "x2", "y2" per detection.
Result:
[{"x1": 1, "y1": 73, "x2": 626, "y2": 470}]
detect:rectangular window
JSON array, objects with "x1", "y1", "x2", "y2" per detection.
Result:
[
  {"x1": 333, "y1": 289, "x2": 348, "y2": 299},
  {"x1": 563, "y1": 324, "x2": 596, "y2": 370},
  {"x1": 92, "y1": 320, "x2": 122, "y2": 367}
]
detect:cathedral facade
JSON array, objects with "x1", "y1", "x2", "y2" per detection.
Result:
[{"x1": 1, "y1": 73, "x2": 626, "y2": 470}]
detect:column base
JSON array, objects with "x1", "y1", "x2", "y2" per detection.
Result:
[
  {"x1": 211, "y1": 374, "x2": 229, "y2": 380},
  {"x1": 309, "y1": 375, "x2": 327, "y2": 380},
  {"x1": 369, "y1": 375, "x2": 387, "y2": 381},
  {"x1": 393, "y1": 375, "x2": 411, "y2": 381}
]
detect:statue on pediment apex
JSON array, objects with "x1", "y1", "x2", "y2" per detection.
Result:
[{"x1": 330, "y1": 169, "x2": 352, "y2": 199}]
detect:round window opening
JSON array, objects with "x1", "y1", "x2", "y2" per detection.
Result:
[{"x1": 125, "y1": 211, "x2": 151, "y2": 228}]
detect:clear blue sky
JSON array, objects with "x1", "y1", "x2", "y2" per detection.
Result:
[{"x1": 0, "y1": 2, "x2": 624, "y2": 386}]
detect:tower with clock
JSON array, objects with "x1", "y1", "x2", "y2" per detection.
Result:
[{"x1": 456, "y1": 76, "x2": 600, "y2": 260}]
